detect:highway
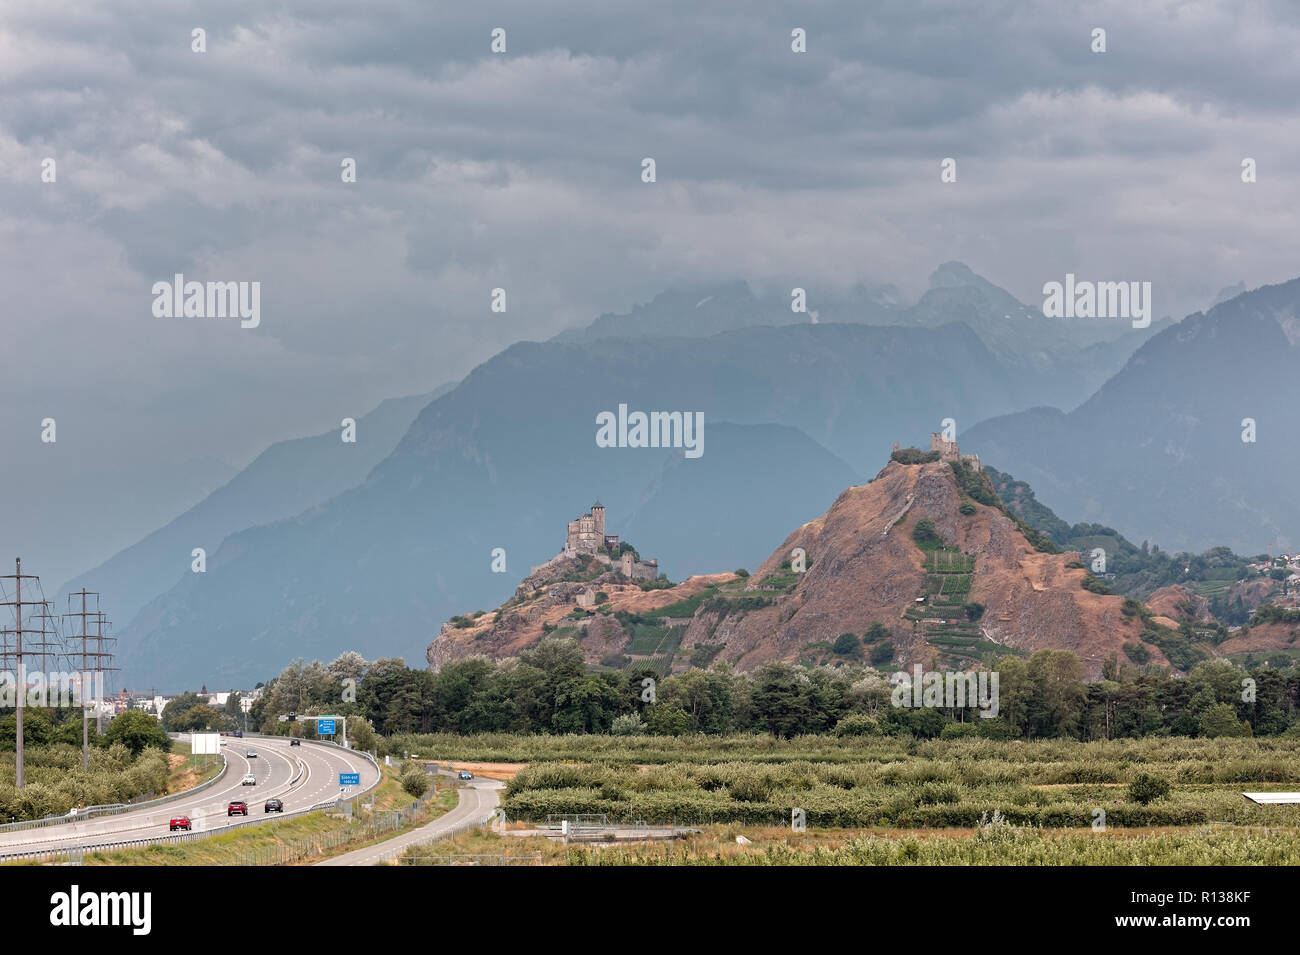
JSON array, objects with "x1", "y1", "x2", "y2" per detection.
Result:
[{"x1": 0, "y1": 735, "x2": 379, "y2": 856}]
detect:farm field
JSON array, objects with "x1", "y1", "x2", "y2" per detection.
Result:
[
  {"x1": 398, "y1": 823, "x2": 1300, "y2": 866},
  {"x1": 385, "y1": 734, "x2": 1300, "y2": 863}
]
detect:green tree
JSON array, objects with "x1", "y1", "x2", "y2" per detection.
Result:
[
  {"x1": 346, "y1": 715, "x2": 377, "y2": 752},
  {"x1": 832, "y1": 633, "x2": 859, "y2": 656},
  {"x1": 1199, "y1": 703, "x2": 1252, "y2": 738},
  {"x1": 660, "y1": 667, "x2": 735, "y2": 734},
  {"x1": 0, "y1": 711, "x2": 52, "y2": 747},
  {"x1": 170, "y1": 703, "x2": 227, "y2": 732},
  {"x1": 750, "y1": 663, "x2": 813, "y2": 739},
  {"x1": 1027, "y1": 650, "x2": 1087, "y2": 738},
  {"x1": 104, "y1": 710, "x2": 170, "y2": 756},
  {"x1": 551, "y1": 675, "x2": 621, "y2": 734},
  {"x1": 160, "y1": 692, "x2": 203, "y2": 731},
  {"x1": 645, "y1": 703, "x2": 690, "y2": 736}
]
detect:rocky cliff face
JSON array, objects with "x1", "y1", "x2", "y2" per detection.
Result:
[
  {"x1": 687, "y1": 459, "x2": 1154, "y2": 678},
  {"x1": 428, "y1": 458, "x2": 1163, "y2": 679},
  {"x1": 1146, "y1": 584, "x2": 1215, "y2": 626}
]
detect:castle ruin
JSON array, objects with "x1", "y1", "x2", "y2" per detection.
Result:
[{"x1": 930, "y1": 433, "x2": 982, "y2": 471}]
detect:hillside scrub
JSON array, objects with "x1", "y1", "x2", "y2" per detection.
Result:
[{"x1": 0, "y1": 743, "x2": 170, "y2": 822}]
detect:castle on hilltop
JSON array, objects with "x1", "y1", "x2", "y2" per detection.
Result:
[
  {"x1": 930, "y1": 433, "x2": 982, "y2": 471},
  {"x1": 891, "y1": 434, "x2": 982, "y2": 472},
  {"x1": 565, "y1": 501, "x2": 615, "y2": 556},
  {"x1": 560, "y1": 501, "x2": 659, "y2": 579}
]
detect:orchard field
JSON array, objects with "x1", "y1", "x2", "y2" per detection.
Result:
[{"x1": 389, "y1": 733, "x2": 1300, "y2": 864}]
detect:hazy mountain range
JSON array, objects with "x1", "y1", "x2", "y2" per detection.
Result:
[
  {"x1": 57, "y1": 387, "x2": 451, "y2": 634},
  {"x1": 966, "y1": 276, "x2": 1300, "y2": 554},
  {"x1": 46, "y1": 262, "x2": 1296, "y2": 689}
]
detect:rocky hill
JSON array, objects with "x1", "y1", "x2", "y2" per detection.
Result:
[
  {"x1": 429, "y1": 451, "x2": 1181, "y2": 680},
  {"x1": 1145, "y1": 585, "x2": 1215, "y2": 628}
]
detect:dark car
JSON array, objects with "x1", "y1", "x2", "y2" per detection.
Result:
[
  {"x1": 264, "y1": 798, "x2": 284, "y2": 813},
  {"x1": 227, "y1": 800, "x2": 248, "y2": 816},
  {"x1": 169, "y1": 815, "x2": 192, "y2": 831},
  {"x1": 289, "y1": 738, "x2": 301, "y2": 746},
  {"x1": 457, "y1": 770, "x2": 474, "y2": 780},
  {"x1": 233, "y1": 730, "x2": 243, "y2": 738}
]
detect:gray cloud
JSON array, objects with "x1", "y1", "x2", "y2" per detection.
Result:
[{"x1": 3, "y1": 0, "x2": 1299, "y2": 585}]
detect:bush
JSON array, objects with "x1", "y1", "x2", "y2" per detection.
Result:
[
  {"x1": 834, "y1": 714, "x2": 882, "y2": 737},
  {"x1": 727, "y1": 772, "x2": 773, "y2": 802},
  {"x1": 1080, "y1": 573, "x2": 1113, "y2": 595},
  {"x1": 963, "y1": 601, "x2": 985, "y2": 622},
  {"x1": 959, "y1": 501, "x2": 977, "y2": 515},
  {"x1": 832, "y1": 633, "x2": 859, "y2": 656},
  {"x1": 869, "y1": 642, "x2": 895, "y2": 666},
  {"x1": 891, "y1": 447, "x2": 941, "y2": 465},
  {"x1": 733, "y1": 568, "x2": 750, "y2": 579},
  {"x1": 912, "y1": 519, "x2": 942, "y2": 548},
  {"x1": 611, "y1": 713, "x2": 647, "y2": 736},
  {"x1": 1128, "y1": 772, "x2": 1171, "y2": 805},
  {"x1": 1123, "y1": 641, "x2": 1151, "y2": 665},
  {"x1": 401, "y1": 768, "x2": 430, "y2": 798}
]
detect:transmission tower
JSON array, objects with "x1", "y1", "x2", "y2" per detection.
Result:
[
  {"x1": 63, "y1": 589, "x2": 109, "y2": 769},
  {"x1": 0, "y1": 558, "x2": 53, "y2": 788},
  {"x1": 91, "y1": 611, "x2": 118, "y2": 735}
]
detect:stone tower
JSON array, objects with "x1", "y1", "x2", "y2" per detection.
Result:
[{"x1": 591, "y1": 501, "x2": 605, "y2": 538}]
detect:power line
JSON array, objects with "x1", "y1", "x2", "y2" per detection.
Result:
[
  {"x1": 92, "y1": 611, "x2": 118, "y2": 736},
  {"x1": 0, "y1": 558, "x2": 45, "y2": 788},
  {"x1": 62, "y1": 589, "x2": 110, "y2": 770}
]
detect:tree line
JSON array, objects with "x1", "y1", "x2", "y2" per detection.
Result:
[{"x1": 245, "y1": 640, "x2": 1300, "y2": 742}]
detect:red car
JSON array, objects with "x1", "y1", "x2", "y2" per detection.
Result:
[
  {"x1": 169, "y1": 815, "x2": 192, "y2": 831},
  {"x1": 227, "y1": 800, "x2": 249, "y2": 816}
]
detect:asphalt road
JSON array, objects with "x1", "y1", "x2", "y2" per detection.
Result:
[
  {"x1": 0, "y1": 735, "x2": 379, "y2": 855},
  {"x1": 316, "y1": 777, "x2": 503, "y2": 866}
]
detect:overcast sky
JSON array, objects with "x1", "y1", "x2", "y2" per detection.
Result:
[{"x1": 3, "y1": 0, "x2": 1299, "y2": 587}]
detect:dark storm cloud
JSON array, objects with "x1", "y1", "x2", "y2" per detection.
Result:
[{"x1": 3, "y1": 0, "x2": 1299, "y2": 587}]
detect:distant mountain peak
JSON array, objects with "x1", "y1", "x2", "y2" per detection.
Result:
[{"x1": 928, "y1": 260, "x2": 985, "y2": 289}]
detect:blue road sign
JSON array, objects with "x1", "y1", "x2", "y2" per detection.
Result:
[
  {"x1": 340, "y1": 772, "x2": 360, "y2": 786},
  {"x1": 317, "y1": 718, "x2": 336, "y2": 735}
]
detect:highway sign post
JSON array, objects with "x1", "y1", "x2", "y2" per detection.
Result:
[{"x1": 278, "y1": 713, "x2": 349, "y2": 747}]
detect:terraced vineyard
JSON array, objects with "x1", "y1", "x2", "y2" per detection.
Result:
[
  {"x1": 908, "y1": 549, "x2": 1013, "y2": 668},
  {"x1": 622, "y1": 623, "x2": 687, "y2": 676}
]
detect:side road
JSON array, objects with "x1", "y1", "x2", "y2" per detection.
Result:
[{"x1": 316, "y1": 777, "x2": 503, "y2": 866}]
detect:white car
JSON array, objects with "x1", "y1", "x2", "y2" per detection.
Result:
[
  {"x1": 241, "y1": 773, "x2": 257, "y2": 786},
  {"x1": 245, "y1": 749, "x2": 257, "y2": 758}
]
